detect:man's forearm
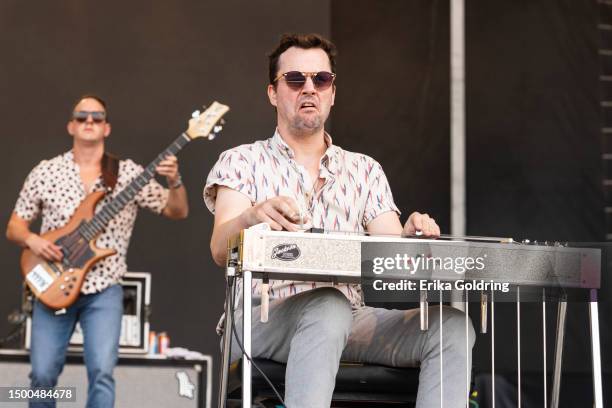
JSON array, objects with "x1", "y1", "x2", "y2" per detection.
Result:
[
  {"x1": 163, "y1": 186, "x2": 189, "y2": 219},
  {"x1": 210, "y1": 211, "x2": 252, "y2": 266},
  {"x1": 6, "y1": 214, "x2": 34, "y2": 248}
]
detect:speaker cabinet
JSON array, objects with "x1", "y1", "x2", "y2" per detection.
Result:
[
  {"x1": 0, "y1": 350, "x2": 211, "y2": 408},
  {"x1": 24, "y1": 272, "x2": 152, "y2": 354}
]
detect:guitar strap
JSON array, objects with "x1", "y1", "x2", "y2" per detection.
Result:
[{"x1": 101, "y1": 152, "x2": 119, "y2": 192}]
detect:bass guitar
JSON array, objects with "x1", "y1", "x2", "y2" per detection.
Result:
[{"x1": 22, "y1": 101, "x2": 229, "y2": 309}]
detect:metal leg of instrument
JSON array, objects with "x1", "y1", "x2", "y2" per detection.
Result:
[
  {"x1": 480, "y1": 291, "x2": 488, "y2": 334},
  {"x1": 589, "y1": 289, "x2": 604, "y2": 408},
  {"x1": 218, "y1": 269, "x2": 235, "y2": 408},
  {"x1": 465, "y1": 289, "x2": 470, "y2": 408},
  {"x1": 550, "y1": 297, "x2": 567, "y2": 408},
  {"x1": 439, "y1": 289, "x2": 444, "y2": 408},
  {"x1": 242, "y1": 270, "x2": 252, "y2": 408},
  {"x1": 491, "y1": 290, "x2": 495, "y2": 408},
  {"x1": 420, "y1": 289, "x2": 429, "y2": 331},
  {"x1": 542, "y1": 288, "x2": 547, "y2": 408},
  {"x1": 517, "y1": 286, "x2": 521, "y2": 408}
]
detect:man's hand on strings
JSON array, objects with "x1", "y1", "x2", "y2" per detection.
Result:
[
  {"x1": 242, "y1": 196, "x2": 309, "y2": 231},
  {"x1": 403, "y1": 212, "x2": 440, "y2": 238},
  {"x1": 156, "y1": 154, "x2": 181, "y2": 186},
  {"x1": 26, "y1": 234, "x2": 63, "y2": 262}
]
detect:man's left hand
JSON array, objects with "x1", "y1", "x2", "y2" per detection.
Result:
[
  {"x1": 403, "y1": 212, "x2": 440, "y2": 238},
  {"x1": 156, "y1": 154, "x2": 180, "y2": 185}
]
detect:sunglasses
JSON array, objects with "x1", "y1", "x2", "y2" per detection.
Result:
[
  {"x1": 274, "y1": 71, "x2": 336, "y2": 91},
  {"x1": 72, "y1": 111, "x2": 107, "y2": 123}
]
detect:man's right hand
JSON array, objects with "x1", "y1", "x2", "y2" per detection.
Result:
[
  {"x1": 241, "y1": 196, "x2": 308, "y2": 231},
  {"x1": 25, "y1": 234, "x2": 63, "y2": 262}
]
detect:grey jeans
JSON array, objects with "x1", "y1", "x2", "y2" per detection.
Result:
[{"x1": 230, "y1": 287, "x2": 475, "y2": 408}]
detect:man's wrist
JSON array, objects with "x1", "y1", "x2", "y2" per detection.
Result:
[
  {"x1": 24, "y1": 232, "x2": 37, "y2": 248},
  {"x1": 168, "y1": 174, "x2": 183, "y2": 189},
  {"x1": 239, "y1": 207, "x2": 254, "y2": 228}
]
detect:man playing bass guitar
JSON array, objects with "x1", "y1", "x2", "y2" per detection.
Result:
[{"x1": 6, "y1": 94, "x2": 189, "y2": 408}]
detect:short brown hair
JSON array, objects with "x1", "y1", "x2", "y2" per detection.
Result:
[
  {"x1": 268, "y1": 33, "x2": 337, "y2": 85},
  {"x1": 70, "y1": 94, "x2": 109, "y2": 121}
]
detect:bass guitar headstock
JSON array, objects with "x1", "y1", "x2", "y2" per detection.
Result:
[{"x1": 185, "y1": 101, "x2": 230, "y2": 140}]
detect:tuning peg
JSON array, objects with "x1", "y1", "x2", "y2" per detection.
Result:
[
  {"x1": 521, "y1": 239, "x2": 530, "y2": 244},
  {"x1": 219, "y1": 119, "x2": 226, "y2": 125},
  {"x1": 213, "y1": 125, "x2": 223, "y2": 133},
  {"x1": 191, "y1": 110, "x2": 201, "y2": 118},
  {"x1": 208, "y1": 133, "x2": 217, "y2": 141}
]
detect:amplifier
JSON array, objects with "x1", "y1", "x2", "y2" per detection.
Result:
[
  {"x1": 24, "y1": 272, "x2": 151, "y2": 354},
  {"x1": 0, "y1": 349, "x2": 211, "y2": 408}
]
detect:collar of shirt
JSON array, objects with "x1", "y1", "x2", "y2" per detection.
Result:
[
  {"x1": 62, "y1": 150, "x2": 104, "y2": 193},
  {"x1": 270, "y1": 129, "x2": 340, "y2": 179}
]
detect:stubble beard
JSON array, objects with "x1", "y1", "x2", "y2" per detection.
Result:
[{"x1": 290, "y1": 112, "x2": 323, "y2": 136}]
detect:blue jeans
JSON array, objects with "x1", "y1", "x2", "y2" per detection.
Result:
[{"x1": 29, "y1": 284, "x2": 123, "y2": 408}]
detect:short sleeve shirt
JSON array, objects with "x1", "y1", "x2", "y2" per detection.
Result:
[
  {"x1": 14, "y1": 151, "x2": 169, "y2": 294},
  {"x1": 204, "y1": 130, "x2": 399, "y2": 308}
]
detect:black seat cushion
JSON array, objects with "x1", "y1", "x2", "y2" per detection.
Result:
[{"x1": 229, "y1": 358, "x2": 420, "y2": 404}]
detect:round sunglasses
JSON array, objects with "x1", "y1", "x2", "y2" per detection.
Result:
[{"x1": 274, "y1": 71, "x2": 336, "y2": 91}]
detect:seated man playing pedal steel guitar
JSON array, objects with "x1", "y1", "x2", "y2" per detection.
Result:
[
  {"x1": 6, "y1": 94, "x2": 189, "y2": 408},
  {"x1": 204, "y1": 34, "x2": 475, "y2": 407}
]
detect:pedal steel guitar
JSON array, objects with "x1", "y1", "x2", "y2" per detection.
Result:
[{"x1": 218, "y1": 227, "x2": 604, "y2": 408}]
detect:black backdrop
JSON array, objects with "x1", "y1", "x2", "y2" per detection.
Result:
[
  {"x1": 464, "y1": 0, "x2": 609, "y2": 386},
  {"x1": 1, "y1": 0, "x2": 609, "y2": 405},
  {"x1": 466, "y1": 0, "x2": 603, "y2": 243},
  {"x1": 331, "y1": 0, "x2": 450, "y2": 229}
]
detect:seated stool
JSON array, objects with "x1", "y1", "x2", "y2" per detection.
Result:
[{"x1": 226, "y1": 358, "x2": 420, "y2": 407}]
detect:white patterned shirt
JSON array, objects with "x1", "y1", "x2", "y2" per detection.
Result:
[
  {"x1": 14, "y1": 151, "x2": 169, "y2": 294},
  {"x1": 204, "y1": 130, "x2": 399, "y2": 308}
]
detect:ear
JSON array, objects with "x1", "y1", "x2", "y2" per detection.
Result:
[
  {"x1": 67, "y1": 121, "x2": 75, "y2": 136},
  {"x1": 331, "y1": 84, "x2": 336, "y2": 107},
  {"x1": 103, "y1": 123, "x2": 111, "y2": 138},
  {"x1": 267, "y1": 84, "x2": 278, "y2": 107}
]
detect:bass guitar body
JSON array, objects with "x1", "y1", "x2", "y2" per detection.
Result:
[{"x1": 21, "y1": 191, "x2": 116, "y2": 310}]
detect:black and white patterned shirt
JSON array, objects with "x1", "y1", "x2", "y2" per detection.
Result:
[{"x1": 14, "y1": 151, "x2": 169, "y2": 294}]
